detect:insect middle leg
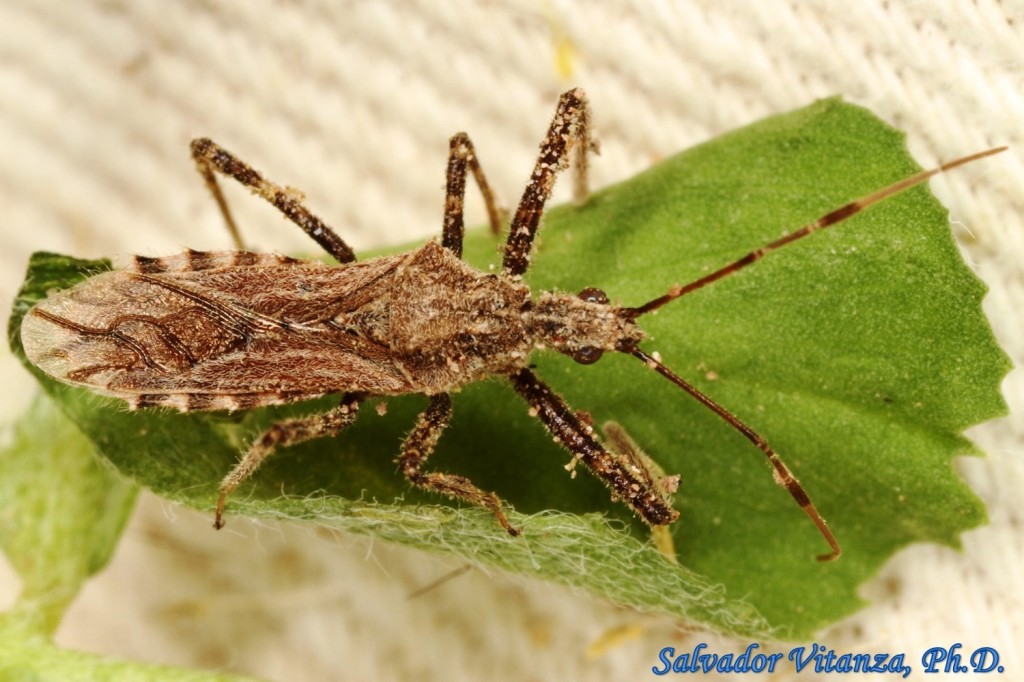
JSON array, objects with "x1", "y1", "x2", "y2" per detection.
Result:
[
  {"x1": 190, "y1": 138, "x2": 357, "y2": 263},
  {"x1": 398, "y1": 393, "x2": 519, "y2": 535},
  {"x1": 214, "y1": 393, "x2": 365, "y2": 528}
]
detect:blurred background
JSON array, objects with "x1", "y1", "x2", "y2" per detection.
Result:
[{"x1": 0, "y1": 2, "x2": 1021, "y2": 680}]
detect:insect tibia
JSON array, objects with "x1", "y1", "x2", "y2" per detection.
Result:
[
  {"x1": 602, "y1": 421, "x2": 681, "y2": 562},
  {"x1": 525, "y1": 292, "x2": 644, "y2": 361},
  {"x1": 602, "y1": 421, "x2": 680, "y2": 508}
]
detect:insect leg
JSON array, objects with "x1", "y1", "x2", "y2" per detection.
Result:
[
  {"x1": 190, "y1": 138, "x2": 357, "y2": 263},
  {"x1": 398, "y1": 393, "x2": 519, "y2": 535},
  {"x1": 502, "y1": 88, "x2": 597, "y2": 277},
  {"x1": 602, "y1": 422, "x2": 681, "y2": 502},
  {"x1": 442, "y1": 132, "x2": 507, "y2": 257},
  {"x1": 601, "y1": 421, "x2": 681, "y2": 562},
  {"x1": 214, "y1": 393, "x2": 365, "y2": 528},
  {"x1": 508, "y1": 368, "x2": 680, "y2": 526}
]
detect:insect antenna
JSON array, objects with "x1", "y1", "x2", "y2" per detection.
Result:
[
  {"x1": 621, "y1": 145, "x2": 1007, "y2": 562},
  {"x1": 630, "y1": 347, "x2": 841, "y2": 561},
  {"x1": 626, "y1": 146, "x2": 1007, "y2": 317}
]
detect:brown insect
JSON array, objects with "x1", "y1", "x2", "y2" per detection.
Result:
[{"x1": 19, "y1": 89, "x2": 1004, "y2": 562}]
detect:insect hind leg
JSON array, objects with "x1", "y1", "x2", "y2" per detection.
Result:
[
  {"x1": 398, "y1": 393, "x2": 519, "y2": 535},
  {"x1": 441, "y1": 132, "x2": 507, "y2": 257},
  {"x1": 502, "y1": 88, "x2": 598, "y2": 277},
  {"x1": 190, "y1": 138, "x2": 357, "y2": 263},
  {"x1": 214, "y1": 393, "x2": 365, "y2": 528}
]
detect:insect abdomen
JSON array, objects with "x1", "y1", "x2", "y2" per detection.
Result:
[
  {"x1": 127, "y1": 391, "x2": 315, "y2": 412},
  {"x1": 129, "y1": 248, "x2": 303, "y2": 274}
]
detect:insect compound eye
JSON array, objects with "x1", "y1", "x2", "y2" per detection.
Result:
[
  {"x1": 577, "y1": 287, "x2": 609, "y2": 305},
  {"x1": 570, "y1": 346, "x2": 604, "y2": 365}
]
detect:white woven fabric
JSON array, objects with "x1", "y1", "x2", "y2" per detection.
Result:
[{"x1": 0, "y1": 1, "x2": 1020, "y2": 680}]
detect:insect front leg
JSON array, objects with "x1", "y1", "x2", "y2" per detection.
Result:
[
  {"x1": 398, "y1": 394, "x2": 519, "y2": 536},
  {"x1": 502, "y1": 88, "x2": 598, "y2": 277},
  {"x1": 190, "y1": 138, "x2": 357, "y2": 263},
  {"x1": 442, "y1": 132, "x2": 507, "y2": 257},
  {"x1": 215, "y1": 393, "x2": 365, "y2": 528},
  {"x1": 509, "y1": 368, "x2": 680, "y2": 526}
]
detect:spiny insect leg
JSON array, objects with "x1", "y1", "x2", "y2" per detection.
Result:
[
  {"x1": 502, "y1": 88, "x2": 597, "y2": 277},
  {"x1": 601, "y1": 421, "x2": 680, "y2": 500},
  {"x1": 631, "y1": 348, "x2": 841, "y2": 562},
  {"x1": 442, "y1": 132, "x2": 507, "y2": 257},
  {"x1": 190, "y1": 138, "x2": 357, "y2": 263},
  {"x1": 214, "y1": 393, "x2": 365, "y2": 528},
  {"x1": 508, "y1": 368, "x2": 680, "y2": 526},
  {"x1": 398, "y1": 393, "x2": 518, "y2": 535}
]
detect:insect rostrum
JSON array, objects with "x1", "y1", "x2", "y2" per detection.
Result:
[{"x1": 19, "y1": 89, "x2": 1003, "y2": 562}]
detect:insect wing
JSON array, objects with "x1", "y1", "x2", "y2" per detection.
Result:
[{"x1": 21, "y1": 252, "x2": 413, "y2": 409}]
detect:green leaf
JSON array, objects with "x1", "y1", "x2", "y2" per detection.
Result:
[
  {"x1": 0, "y1": 396, "x2": 259, "y2": 680},
  {"x1": 7, "y1": 99, "x2": 1009, "y2": 639},
  {"x1": 0, "y1": 393, "x2": 136, "y2": 636}
]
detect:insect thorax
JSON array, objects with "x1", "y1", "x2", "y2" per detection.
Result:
[
  {"x1": 388, "y1": 242, "x2": 534, "y2": 391},
  {"x1": 389, "y1": 243, "x2": 646, "y2": 391}
]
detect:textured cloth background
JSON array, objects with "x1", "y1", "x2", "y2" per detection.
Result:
[{"x1": 0, "y1": 2, "x2": 1021, "y2": 680}]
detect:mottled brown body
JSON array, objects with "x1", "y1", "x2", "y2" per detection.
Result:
[
  {"x1": 21, "y1": 89, "x2": 681, "y2": 540},
  {"x1": 22, "y1": 241, "x2": 641, "y2": 411},
  {"x1": 20, "y1": 87, "x2": 1002, "y2": 560}
]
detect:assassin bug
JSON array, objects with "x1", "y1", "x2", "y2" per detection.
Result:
[{"x1": 20, "y1": 89, "x2": 1004, "y2": 562}]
